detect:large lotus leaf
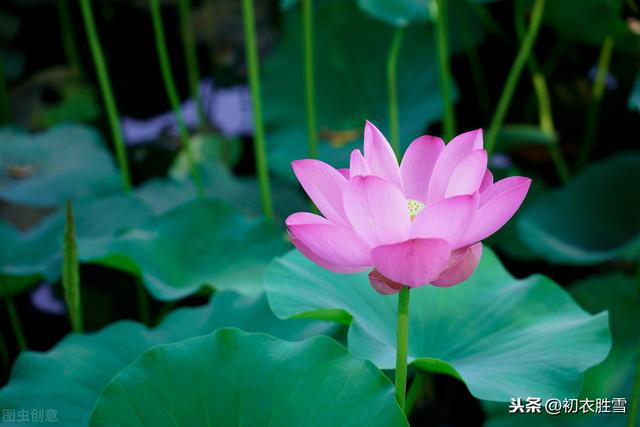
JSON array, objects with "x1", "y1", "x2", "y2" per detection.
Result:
[
  {"x1": 485, "y1": 273, "x2": 638, "y2": 427},
  {"x1": 92, "y1": 198, "x2": 289, "y2": 301},
  {"x1": 0, "y1": 292, "x2": 336, "y2": 427},
  {"x1": 355, "y1": 0, "x2": 430, "y2": 26},
  {"x1": 134, "y1": 177, "x2": 194, "y2": 215},
  {"x1": 136, "y1": 149, "x2": 306, "y2": 219},
  {"x1": 0, "y1": 193, "x2": 154, "y2": 292},
  {"x1": 169, "y1": 155, "x2": 307, "y2": 219},
  {"x1": 517, "y1": 153, "x2": 640, "y2": 265},
  {"x1": 89, "y1": 328, "x2": 407, "y2": 427},
  {"x1": 74, "y1": 194, "x2": 154, "y2": 261},
  {"x1": 355, "y1": 0, "x2": 486, "y2": 28},
  {"x1": 0, "y1": 217, "x2": 61, "y2": 296},
  {"x1": 264, "y1": 248, "x2": 611, "y2": 402},
  {"x1": 262, "y1": 0, "x2": 481, "y2": 181},
  {"x1": 0, "y1": 124, "x2": 120, "y2": 206}
]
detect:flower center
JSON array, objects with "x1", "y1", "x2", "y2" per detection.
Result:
[{"x1": 407, "y1": 199, "x2": 425, "y2": 220}]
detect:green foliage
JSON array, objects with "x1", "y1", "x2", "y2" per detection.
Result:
[
  {"x1": 542, "y1": 0, "x2": 636, "y2": 49},
  {"x1": 517, "y1": 153, "x2": 640, "y2": 265},
  {"x1": 356, "y1": 0, "x2": 431, "y2": 26},
  {"x1": 40, "y1": 83, "x2": 101, "y2": 127},
  {"x1": 0, "y1": 125, "x2": 120, "y2": 206},
  {"x1": 91, "y1": 198, "x2": 289, "y2": 300},
  {"x1": 262, "y1": 0, "x2": 482, "y2": 181},
  {"x1": 168, "y1": 155, "x2": 307, "y2": 218},
  {"x1": 0, "y1": 292, "x2": 335, "y2": 427},
  {"x1": 0, "y1": 193, "x2": 154, "y2": 291},
  {"x1": 485, "y1": 273, "x2": 638, "y2": 427},
  {"x1": 265, "y1": 248, "x2": 611, "y2": 402},
  {"x1": 0, "y1": 217, "x2": 62, "y2": 296},
  {"x1": 89, "y1": 329, "x2": 408, "y2": 427},
  {"x1": 62, "y1": 202, "x2": 82, "y2": 332}
]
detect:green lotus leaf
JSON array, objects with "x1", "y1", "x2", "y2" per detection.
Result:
[
  {"x1": 264, "y1": 248, "x2": 611, "y2": 402},
  {"x1": 93, "y1": 198, "x2": 289, "y2": 300},
  {"x1": 356, "y1": 0, "x2": 431, "y2": 26},
  {"x1": 0, "y1": 217, "x2": 61, "y2": 296},
  {"x1": 0, "y1": 193, "x2": 154, "y2": 293},
  {"x1": 0, "y1": 292, "x2": 335, "y2": 427},
  {"x1": 517, "y1": 153, "x2": 640, "y2": 265},
  {"x1": 89, "y1": 328, "x2": 407, "y2": 427},
  {"x1": 485, "y1": 273, "x2": 638, "y2": 427},
  {"x1": 168, "y1": 156, "x2": 307, "y2": 219},
  {"x1": 0, "y1": 124, "x2": 120, "y2": 206}
]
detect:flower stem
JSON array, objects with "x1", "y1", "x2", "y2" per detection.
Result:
[
  {"x1": 575, "y1": 36, "x2": 614, "y2": 170},
  {"x1": 485, "y1": 0, "x2": 546, "y2": 154},
  {"x1": 387, "y1": 27, "x2": 404, "y2": 158},
  {"x1": 434, "y1": 0, "x2": 456, "y2": 141},
  {"x1": 514, "y1": 0, "x2": 570, "y2": 184},
  {"x1": 241, "y1": 0, "x2": 275, "y2": 220},
  {"x1": 302, "y1": 0, "x2": 318, "y2": 159},
  {"x1": 62, "y1": 201, "x2": 83, "y2": 333},
  {"x1": 177, "y1": 0, "x2": 206, "y2": 128},
  {"x1": 395, "y1": 286, "x2": 411, "y2": 410},
  {"x1": 530, "y1": 72, "x2": 570, "y2": 184},
  {"x1": 56, "y1": 0, "x2": 82, "y2": 74},
  {"x1": 79, "y1": 0, "x2": 131, "y2": 193},
  {"x1": 150, "y1": 0, "x2": 204, "y2": 197},
  {"x1": 4, "y1": 296, "x2": 26, "y2": 351}
]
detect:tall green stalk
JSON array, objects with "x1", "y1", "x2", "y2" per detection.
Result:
[
  {"x1": 4, "y1": 296, "x2": 26, "y2": 351},
  {"x1": 302, "y1": 0, "x2": 318, "y2": 159},
  {"x1": 575, "y1": 36, "x2": 614, "y2": 170},
  {"x1": 485, "y1": 0, "x2": 546, "y2": 154},
  {"x1": 434, "y1": 0, "x2": 456, "y2": 141},
  {"x1": 57, "y1": 0, "x2": 82, "y2": 74},
  {"x1": 79, "y1": 0, "x2": 131, "y2": 192},
  {"x1": 177, "y1": 0, "x2": 205, "y2": 127},
  {"x1": 241, "y1": 0, "x2": 275, "y2": 219},
  {"x1": 514, "y1": 0, "x2": 570, "y2": 184},
  {"x1": 387, "y1": 27, "x2": 404, "y2": 157},
  {"x1": 150, "y1": 0, "x2": 204, "y2": 196},
  {"x1": 395, "y1": 287, "x2": 411, "y2": 410},
  {"x1": 0, "y1": 49, "x2": 11, "y2": 124},
  {"x1": 62, "y1": 201, "x2": 83, "y2": 332}
]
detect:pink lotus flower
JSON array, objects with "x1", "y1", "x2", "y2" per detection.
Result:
[{"x1": 286, "y1": 121, "x2": 531, "y2": 294}]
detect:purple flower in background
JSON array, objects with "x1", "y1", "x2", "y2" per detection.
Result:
[
  {"x1": 121, "y1": 78, "x2": 253, "y2": 145},
  {"x1": 30, "y1": 283, "x2": 66, "y2": 316}
]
